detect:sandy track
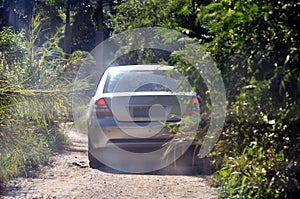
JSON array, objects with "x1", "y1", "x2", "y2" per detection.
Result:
[{"x1": 1, "y1": 126, "x2": 217, "y2": 199}]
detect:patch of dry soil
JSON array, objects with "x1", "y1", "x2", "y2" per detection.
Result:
[{"x1": 1, "y1": 126, "x2": 218, "y2": 199}]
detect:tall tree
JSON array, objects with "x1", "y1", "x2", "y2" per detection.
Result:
[
  {"x1": 93, "y1": 0, "x2": 104, "y2": 44},
  {"x1": 63, "y1": 0, "x2": 71, "y2": 58},
  {"x1": 40, "y1": 0, "x2": 85, "y2": 57}
]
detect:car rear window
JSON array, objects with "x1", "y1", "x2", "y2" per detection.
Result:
[{"x1": 104, "y1": 70, "x2": 180, "y2": 93}]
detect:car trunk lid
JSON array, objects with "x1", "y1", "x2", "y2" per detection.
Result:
[{"x1": 100, "y1": 92, "x2": 194, "y2": 122}]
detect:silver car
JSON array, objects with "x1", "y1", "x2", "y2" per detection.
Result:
[{"x1": 87, "y1": 65, "x2": 200, "y2": 171}]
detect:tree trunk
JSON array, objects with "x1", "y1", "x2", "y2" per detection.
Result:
[
  {"x1": 94, "y1": 0, "x2": 104, "y2": 45},
  {"x1": 8, "y1": 0, "x2": 16, "y2": 30},
  {"x1": 64, "y1": 0, "x2": 72, "y2": 59}
]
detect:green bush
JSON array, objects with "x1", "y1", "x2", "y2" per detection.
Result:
[
  {"x1": 196, "y1": 1, "x2": 300, "y2": 198},
  {"x1": 210, "y1": 80, "x2": 299, "y2": 198},
  {"x1": 0, "y1": 13, "x2": 78, "y2": 189}
]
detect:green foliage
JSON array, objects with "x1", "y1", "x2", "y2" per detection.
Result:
[
  {"x1": 212, "y1": 80, "x2": 296, "y2": 198},
  {"x1": 112, "y1": 0, "x2": 203, "y2": 35},
  {"x1": 0, "y1": 13, "x2": 78, "y2": 188},
  {"x1": 1, "y1": 0, "x2": 298, "y2": 198},
  {"x1": 198, "y1": 0, "x2": 300, "y2": 198}
]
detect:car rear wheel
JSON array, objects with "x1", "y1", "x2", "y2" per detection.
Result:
[{"x1": 88, "y1": 151, "x2": 105, "y2": 169}]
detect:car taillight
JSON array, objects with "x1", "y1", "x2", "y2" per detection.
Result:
[
  {"x1": 95, "y1": 98, "x2": 113, "y2": 118},
  {"x1": 185, "y1": 96, "x2": 200, "y2": 116}
]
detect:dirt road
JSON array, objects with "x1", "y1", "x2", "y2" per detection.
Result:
[{"x1": 1, "y1": 126, "x2": 217, "y2": 199}]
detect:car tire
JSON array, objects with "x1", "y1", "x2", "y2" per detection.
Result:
[
  {"x1": 186, "y1": 146, "x2": 214, "y2": 175},
  {"x1": 88, "y1": 151, "x2": 105, "y2": 169}
]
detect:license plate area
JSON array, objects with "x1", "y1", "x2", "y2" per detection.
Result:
[{"x1": 132, "y1": 106, "x2": 150, "y2": 118}]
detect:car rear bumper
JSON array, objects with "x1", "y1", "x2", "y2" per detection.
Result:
[{"x1": 88, "y1": 118, "x2": 179, "y2": 149}]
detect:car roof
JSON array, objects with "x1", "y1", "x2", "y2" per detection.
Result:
[{"x1": 105, "y1": 65, "x2": 174, "y2": 72}]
